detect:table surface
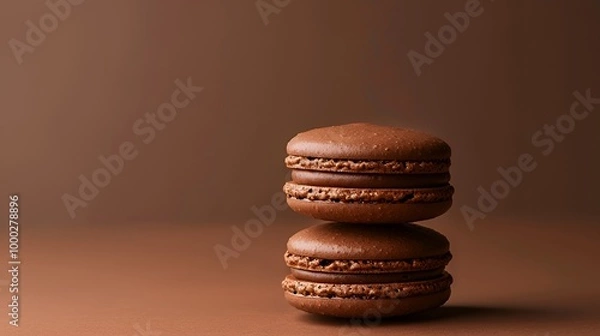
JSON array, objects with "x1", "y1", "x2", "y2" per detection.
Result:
[{"x1": 1, "y1": 215, "x2": 599, "y2": 336}]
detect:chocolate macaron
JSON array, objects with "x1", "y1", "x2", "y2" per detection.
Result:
[
  {"x1": 284, "y1": 123, "x2": 454, "y2": 223},
  {"x1": 282, "y1": 222, "x2": 453, "y2": 318}
]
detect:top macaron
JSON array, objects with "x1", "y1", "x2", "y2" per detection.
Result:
[
  {"x1": 286, "y1": 123, "x2": 451, "y2": 171},
  {"x1": 284, "y1": 123, "x2": 454, "y2": 223}
]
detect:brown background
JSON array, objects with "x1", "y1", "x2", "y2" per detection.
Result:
[
  {"x1": 0, "y1": 0, "x2": 599, "y2": 335},
  {"x1": 1, "y1": 0, "x2": 599, "y2": 224}
]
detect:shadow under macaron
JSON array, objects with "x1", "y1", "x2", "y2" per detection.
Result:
[{"x1": 297, "y1": 304, "x2": 586, "y2": 326}]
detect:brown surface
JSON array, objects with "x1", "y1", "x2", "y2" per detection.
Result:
[
  {"x1": 286, "y1": 123, "x2": 451, "y2": 160},
  {"x1": 0, "y1": 215, "x2": 598, "y2": 335}
]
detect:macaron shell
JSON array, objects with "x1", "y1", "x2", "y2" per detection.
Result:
[
  {"x1": 284, "y1": 288, "x2": 451, "y2": 318},
  {"x1": 286, "y1": 222, "x2": 450, "y2": 260},
  {"x1": 286, "y1": 123, "x2": 451, "y2": 161},
  {"x1": 287, "y1": 197, "x2": 452, "y2": 224}
]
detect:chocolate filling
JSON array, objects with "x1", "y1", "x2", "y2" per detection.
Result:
[
  {"x1": 290, "y1": 268, "x2": 446, "y2": 284},
  {"x1": 291, "y1": 170, "x2": 450, "y2": 188},
  {"x1": 283, "y1": 183, "x2": 454, "y2": 204},
  {"x1": 284, "y1": 251, "x2": 452, "y2": 273}
]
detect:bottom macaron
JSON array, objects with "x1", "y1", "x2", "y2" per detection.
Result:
[
  {"x1": 281, "y1": 222, "x2": 454, "y2": 318},
  {"x1": 282, "y1": 274, "x2": 453, "y2": 318}
]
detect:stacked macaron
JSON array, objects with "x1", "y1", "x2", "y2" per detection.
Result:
[{"x1": 281, "y1": 123, "x2": 455, "y2": 318}]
